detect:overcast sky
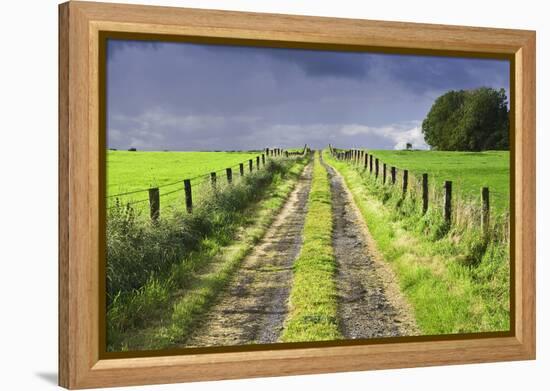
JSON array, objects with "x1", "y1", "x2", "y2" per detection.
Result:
[{"x1": 106, "y1": 39, "x2": 509, "y2": 151}]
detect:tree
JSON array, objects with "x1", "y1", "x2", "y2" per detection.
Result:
[
  {"x1": 405, "y1": 143, "x2": 413, "y2": 150},
  {"x1": 421, "y1": 87, "x2": 509, "y2": 151}
]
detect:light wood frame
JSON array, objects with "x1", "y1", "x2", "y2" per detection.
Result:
[{"x1": 59, "y1": 1, "x2": 536, "y2": 389}]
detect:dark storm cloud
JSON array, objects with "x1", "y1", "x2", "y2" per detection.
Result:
[
  {"x1": 378, "y1": 54, "x2": 510, "y2": 95},
  {"x1": 106, "y1": 39, "x2": 509, "y2": 151},
  {"x1": 268, "y1": 48, "x2": 369, "y2": 79}
]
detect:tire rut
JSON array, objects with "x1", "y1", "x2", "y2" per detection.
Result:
[
  {"x1": 184, "y1": 162, "x2": 313, "y2": 347},
  {"x1": 322, "y1": 157, "x2": 419, "y2": 339}
]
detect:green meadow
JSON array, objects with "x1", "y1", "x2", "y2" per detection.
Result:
[
  {"x1": 107, "y1": 150, "x2": 261, "y2": 202},
  {"x1": 368, "y1": 150, "x2": 509, "y2": 214}
]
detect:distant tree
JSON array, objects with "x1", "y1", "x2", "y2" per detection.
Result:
[
  {"x1": 421, "y1": 87, "x2": 509, "y2": 151},
  {"x1": 128, "y1": 147, "x2": 137, "y2": 151},
  {"x1": 405, "y1": 143, "x2": 412, "y2": 150}
]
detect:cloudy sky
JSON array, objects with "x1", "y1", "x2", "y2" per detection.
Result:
[{"x1": 107, "y1": 40, "x2": 509, "y2": 151}]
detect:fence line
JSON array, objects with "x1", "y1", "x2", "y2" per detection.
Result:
[
  {"x1": 329, "y1": 146, "x2": 499, "y2": 232},
  {"x1": 109, "y1": 146, "x2": 310, "y2": 221}
]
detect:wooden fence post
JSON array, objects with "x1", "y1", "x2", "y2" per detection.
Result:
[
  {"x1": 239, "y1": 163, "x2": 244, "y2": 176},
  {"x1": 210, "y1": 172, "x2": 216, "y2": 188},
  {"x1": 262, "y1": 154, "x2": 265, "y2": 166},
  {"x1": 249, "y1": 159, "x2": 253, "y2": 172},
  {"x1": 444, "y1": 181, "x2": 452, "y2": 224},
  {"x1": 391, "y1": 166, "x2": 396, "y2": 184},
  {"x1": 256, "y1": 156, "x2": 260, "y2": 169},
  {"x1": 375, "y1": 158, "x2": 379, "y2": 179},
  {"x1": 285, "y1": 151, "x2": 289, "y2": 158},
  {"x1": 364, "y1": 153, "x2": 368, "y2": 169},
  {"x1": 481, "y1": 187, "x2": 490, "y2": 236},
  {"x1": 184, "y1": 179, "x2": 192, "y2": 213},
  {"x1": 383, "y1": 163, "x2": 387, "y2": 184},
  {"x1": 369, "y1": 155, "x2": 373, "y2": 173},
  {"x1": 148, "y1": 187, "x2": 159, "y2": 221},
  {"x1": 422, "y1": 173, "x2": 428, "y2": 214},
  {"x1": 402, "y1": 170, "x2": 408, "y2": 195},
  {"x1": 226, "y1": 168, "x2": 233, "y2": 184},
  {"x1": 265, "y1": 148, "x2": 269, "y2": 157}
]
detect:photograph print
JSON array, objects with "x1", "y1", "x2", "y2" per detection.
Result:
[{"x1": 104, "y1": 38, "x2": 511, "y2": 353}]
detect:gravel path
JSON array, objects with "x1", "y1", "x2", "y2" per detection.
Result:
[
  {"x1": 322, "y1": 157, "x2": 419, "y2": 339},
  {"x1": 184, "y1": 162, "x2": 313, "y2": 347}
]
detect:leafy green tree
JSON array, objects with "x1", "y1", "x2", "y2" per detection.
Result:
[{"x1": 422, "y1": 87, "x2": 509, "y2": 151}]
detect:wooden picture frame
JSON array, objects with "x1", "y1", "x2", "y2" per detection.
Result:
[{"x1": 59, "y1": 1, "x2": 536, "y2": 389}]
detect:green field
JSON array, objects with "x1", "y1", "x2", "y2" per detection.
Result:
[
  {"x1": 369, "y1": 150, "x2": 510, "y2": 214},
  {"x1": 107, "y1": 150, "x2": 261, "y2": 202}
]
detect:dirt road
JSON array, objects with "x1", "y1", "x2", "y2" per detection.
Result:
[
  {"x1": 186, "y1": 154, "x2": 417, "y2": 347},
  {"x1": 322, "y1": 157, "x2": 418, "y2": 339}
]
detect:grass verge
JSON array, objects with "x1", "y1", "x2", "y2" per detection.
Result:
[
  {"x1": 280, "y1": 152, "x2": 341, "y2": 342},
  {"x1": 324, "y1": 150, "x2": 509, "y2": 335},
  {"x1": 107, "y1": 157, "x2": 309, "y2": 351}
]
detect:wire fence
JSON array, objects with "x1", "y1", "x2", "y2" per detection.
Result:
[
  {"x1": 328, "y1": 145, "x2": 510, "y2": 241},
  {"x1": 107, "y1": 145, "x2": 310, "y2": 220}
]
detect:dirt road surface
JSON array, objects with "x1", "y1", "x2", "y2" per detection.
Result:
[{"x1": 323, "y1": 157, "x2": 418, "y2": 339}]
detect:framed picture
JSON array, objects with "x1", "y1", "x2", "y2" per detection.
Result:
[{"x1": 59, "y1": 1, "x2": 536, "y2": 389}]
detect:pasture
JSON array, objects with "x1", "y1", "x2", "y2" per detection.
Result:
[
  {"x1": 107, "y1": 150, "x2": 260, "y2": 194},
  {"x1": 370, "y1": 150, "x2": 510, "y2": 214},
  {"x1": 107, "y1": 150, "x2": 261, "y2": 209}
]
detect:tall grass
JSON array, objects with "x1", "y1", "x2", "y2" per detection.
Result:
[
  {"x1": 325, "y1": 150, "x2": 510, "y2": 335},
  {"x1": 107, "y1": 157, "x2": 306, "y2": 350}
]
